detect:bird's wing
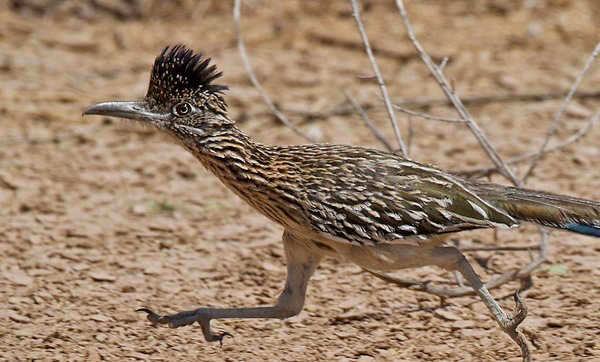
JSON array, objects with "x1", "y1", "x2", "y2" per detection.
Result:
[{"x1": 298, "y1": 152, "x2": 517, "y2": 245}]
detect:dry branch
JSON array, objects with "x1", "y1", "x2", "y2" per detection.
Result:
[
  {"x1": 307, "y1": 30, "x2": 448, "y2": 63},
  {"x1": 364, "y1": 229, "x2": 548, "y2": 298},
  {"x1": 390, "y1": 103, "x2": 465, "y2": 123},
  {"x1": 455, "y1": 111, "x2": 599, "y2": 179},
  {"x1": 523, "y1": 41, "x2": 600, "y2": 181},
  {"x1": 343, "y1": 89, "x2": 394, "y2": 151},
  {"x1": 395, "y1": 89, "x2": 600, "y2": 108},
  {"x1": 395, "y1": 0, "x2": 521, "y2": 186},
  {"x1": 276, "y1": 89, "x2": 600, "y2": 123},
  {"x1": 350, "y1": 0, "x2": 408, "y2": 156},
  {"x1": 233, "y1": 0, "x2": 315, "y2": 142}
]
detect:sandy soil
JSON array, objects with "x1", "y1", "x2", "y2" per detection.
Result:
[{"x1": 1, "y1": 1, "x2": 600, "y2": 361}]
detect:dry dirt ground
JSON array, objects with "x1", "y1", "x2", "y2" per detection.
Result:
[{"x1": 1, "y1": 1, "x2": 600, "y2": 361}]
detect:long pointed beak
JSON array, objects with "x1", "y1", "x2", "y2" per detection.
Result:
[{"x1": 82, "y1": 101, "x2": 166, "y2": 123}]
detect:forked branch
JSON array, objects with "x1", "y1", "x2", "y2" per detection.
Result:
[
  {"x1": 455, "y1": 111, "x2": 599, "y2": 178},
  {"x1": 395, "y1": 0, "x2": 521, "y2": 186},
  {"x1": 523, "y1": 41, "x2": 600, "y2": 181}
]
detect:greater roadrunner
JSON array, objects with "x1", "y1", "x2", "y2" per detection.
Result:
[{"x1": 83, "y1": 45, "x2": 600, "y2": 361}]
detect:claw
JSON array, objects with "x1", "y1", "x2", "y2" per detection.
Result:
[
  {"x1": 505, "y1": 291, "x2": 531, "y2": 362},
  {"x1": 214, "y1": 331, "x2": 234, "y2": 347},
  {"x1": 510, "y1": 290, "x2": 528, "y2": 327},
  {"x1": 136, "y1": 308, "x2": 199, "y2": 328},
  {"x1": 136, "y1": 307, "x2": 153, "y2": 315},
  {"x1": 136, "y1": 307, "x2": 165, "y2": 324},
  {"x1": 136, "y1": 307, "x2": 233, "y2": 344}
]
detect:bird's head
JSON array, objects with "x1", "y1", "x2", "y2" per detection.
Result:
[{"x1": 83, "y1": 45, "x2": 231, "y2": 139}]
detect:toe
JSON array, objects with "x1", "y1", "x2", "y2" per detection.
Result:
[
  {"x1": 215, "y1": 332, "x2": 234, "y2": 347},
  {"x1": 136, "y1": 308, "x2": 167, "y2": 324}
]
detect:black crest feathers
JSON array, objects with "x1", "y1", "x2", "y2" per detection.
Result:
[{"x1": 147, "y1": 45, "x2": 228, "y2": 103}]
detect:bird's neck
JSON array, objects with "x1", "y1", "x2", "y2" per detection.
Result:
[
  {"x1": 176, "y1": 123, "x2": 309, "y2": 230},
  {"x1": 184, "y1": 124, "x2": 273, "y2": 185}
]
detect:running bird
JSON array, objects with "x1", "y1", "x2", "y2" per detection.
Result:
[{"x1": 83, "y1": 45, "x2": 600, "y2": 362}]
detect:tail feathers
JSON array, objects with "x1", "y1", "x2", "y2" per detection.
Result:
[
  {"x1": 564, "y1": 223, "x2": 600, "y2": 237},
  {"x1": 471, "y1": 182, "x2": 600, "y2": 237}
]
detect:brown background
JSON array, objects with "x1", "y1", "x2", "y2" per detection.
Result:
[{"x1": 1, "y1": 1, "x2": 600, "y2": 361}]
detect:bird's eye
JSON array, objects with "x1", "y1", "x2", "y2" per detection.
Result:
[{"x1": 172, "y1": 102, "x2": 193, "y2": 117}]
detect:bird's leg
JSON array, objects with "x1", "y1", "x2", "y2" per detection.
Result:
[
  {"x1": 138, "y1": 231, "x2": 323, "y2": 343},
  {"x1": 427, "y1": 246, "x2": 530, "y2": 362}
]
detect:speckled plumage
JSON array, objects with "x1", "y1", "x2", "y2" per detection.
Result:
[
  {"x1": 193, "y1": 138, "x2": 521, "y2": 246},
  {"x1": 83, "y1": 45, "x2": 600, "y2": 361},
  {"x1": 139, "y1": 46, "x2": 600, "y2": 246}
]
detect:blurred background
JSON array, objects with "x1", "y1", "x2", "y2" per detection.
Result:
[{"x1": 1, "y1": 1, "x2": 599, "y2": 361}]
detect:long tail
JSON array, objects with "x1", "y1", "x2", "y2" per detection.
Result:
[{"x1": 472, "y1": 183, "x2": 600, "y2": 237}]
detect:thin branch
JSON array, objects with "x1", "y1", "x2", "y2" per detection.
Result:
[
  {"x1": 276, "y1": 89, "x2": 600, "y2": 122},
  {"x1": 365, "y1": 265, "x2": 515, "y2": 298},
  {"x1": 307, "y1": 30, "x2": 448, "y2": 63},
  {"x1": 233, "y1": 0, "x2": 315, "y2": 142},
  {"x1": 391, "y1": 103, "x2": 465, "y2": 123},
  {"x1": 439, "y1": 56, "x2": 449, "y2": 70},
  {"x1": 395, "y1": 0, "x2": 521, "y2": 187},
  {"x1": 455, "y1": 111, "x2": 599, "y2": 178},
  {"x1": 343, "y1": 90, "x2": 394, "y2": 151},
  {"x1": 460, "y1": 244, "x2": 540, "y2": 252},
  {"x1": 364, "y1": 229, "x2": 548, "y2": 298},
  {"x1": 523, "y1": 41, "x2": 600, "y2": 181},
  {"x1": 394, "y1": 89, "x2": 600, "y2": 108},
  {"x1": 350, "y1": 0, "x2": 408, "y2": 156}
]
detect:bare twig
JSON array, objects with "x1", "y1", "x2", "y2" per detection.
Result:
[
  {"x1": 356, "y1": 74, "x2": 377, "y2": 80},
  {"x1": 395, "y1": 0, "x2": 521, "y2": 186},
  {"x1": 394, "y1": 89, "x2": 600, "y2": 108},
  {"x1": 391, "y1": 103, "x2": 465, "y2": 123},
  {"x1": 519, "y1": 228, "x2": 549, "y2": 276},
  {"x1": 233, "y1": 0, "x2": 315, "y2": 142},
  {"x1": 455, "y1": 111, "x2": 599, "y2": 178},
  {"x1": 460, "y1": 244, "x2": 541, "y2": 252},
  {"x1": 522, "y1": 41, "x2": 600, "y2": 181},
  {"x1": 439, "y1": 57, "x2": 449, "y2": 70},
  {"x1": 350, "y1": 0, "x2": 408, "y2": 156},
  {"x1": 276, "y1": 89, "x2": 600, "y2": 122},
  {"x1": 365, "y1": 265, "x2": 516, "y2": 298},
  {"x1": 343, "y1": 90, "x2": 394, "y2": 151},
  {"x1": 307, "y1": 30, "x2": 448, "y2": 63}
]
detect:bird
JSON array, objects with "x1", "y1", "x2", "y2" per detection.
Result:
[{"x1": 83, "y1": 45, "x2": 600, "y2": 362}]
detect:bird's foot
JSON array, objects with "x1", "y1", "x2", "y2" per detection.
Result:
[
  {"x1": 136, "y1": 307, "x2": 233, "y2": 346},
  {"x1": 499, "y1": 292, "x2": 530, "y2": 362},
  {"x1": 502, "y1": 291, "x2": 528, "y2": 331}
]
